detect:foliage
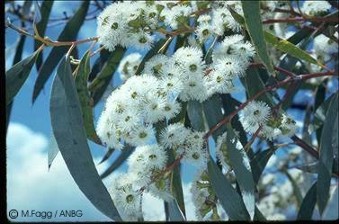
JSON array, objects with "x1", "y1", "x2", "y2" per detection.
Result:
[{"x1": 5, "y1": 0, "x2": 338, "y2": 221}]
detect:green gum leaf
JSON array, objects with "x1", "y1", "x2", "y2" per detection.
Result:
[
  {"x1": 88, "y1": 47, "x2": 126, "y2": 106},
  {"x1": 187, "y1": 100, "x2": 205, "y2": 132},
  {"x1": 50, "y1": 56, "x2": 121, "y2": 221},
  {"x1": 47, "y1": 133, "x2": 59, "y2": 170},
  {"x1": 225, "y1": 125, "x2": 255, "y2": 220},
  {"x1": 241, "y1": 1, "x2": 274, "y2": 74},
  {"x1": 203, "y1": 95, "x2": 226, "y2": 141},
  {"x1": 297, "y1": 182, "x2": 317, "y2": 220},
  {"x1": 243, "y1": 67, "x2": 275, "y2": 107},
  {"x1": 33, "y1": 1, "x2": 89, "y2": 103},
  {"x1": 167, "y1": 147, "x2": 186, "y2": 217},
  {"x1": 98, "y1": 148, "x2": 115, "y2": 165},
  {"x1": 317, "y1": 93, "x2": 338, "y2": 215},
  {"x1": 34, "y1": 1, "x2": 54, "y2": 71},
  {"x1": 167, "y1": 198, "x2": 186, "y2": 221},
  {"x1": 6, "y1": 48, "x2": 41, "y2": 105},
  {"x1": 207, "y1": 157, "x2": 250, "y2": 220},
  {"x1": 75, "y1": 51, "x2": 102, "y2": 144},
  {"x1": 100, "y1": 145, "x2": 135, "y2": 179},
  {"x1": 250, "y1": 147, "x2": 278, "y2": 184},
  {"x1": 263, "y1": 32, "x2": 322, "y2": 66}
]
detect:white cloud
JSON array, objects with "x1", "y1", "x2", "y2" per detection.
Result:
[
  {"x1": 6, "y1": 123, "x2": 110, "y2": 222},
  {"x1": 7, "y1": 123, "x2": 199, "y2": 222}
]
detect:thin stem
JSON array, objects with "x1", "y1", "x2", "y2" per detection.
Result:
[
  {"x1": 6, "y1": 20, "x2": 35, "y2": 38},
  {"x1": 244, "y1": 125, "x2": 263, "y2": 153},
  {"x1": 158, "y1": 36, "x2": 173, "y2": 54},
  {"x1": 6, "y1": 20, "x2": 99, "y2": 47},
  {"x1": 274, "y1": 66, "x2": 297, "y2": 78},
  {"x1": 90, "y1": 45, "x2": 105, "y2": 57},
  {"x1": 66, "y1": 43, "x2": 76, "y2": 58},
  {"x1": 273, "y1": 80, "x2": 300, "y2": 111},
  {"x1": 291, "y1": 135, "x2": 319, "y2": 159},
  {"x1": 263, "y1": 16, "x2": 338, "y2": 24}
]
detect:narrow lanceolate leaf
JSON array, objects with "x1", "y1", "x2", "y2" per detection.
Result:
[
  {"x1": 297, "y1": 182, "x2": 317, "y2": 220},
  {"x1": 168, "y1": 149, "x2": 186, "y2": 217},
  {"x1": 208, "y1": 157, "x2": 250, "y2": 220},
  {"x1": 75, "y1": 51, "x2": 101, "y2": 145},
  {"x1": 225, "y1": 125, "x2": 255, "y2": 220},
  {"x1": 167, "y1": 198, "x2": 186, "y2": 221},
  {"x1": 230, "y1": 7, "x2": 322, "y2": 68},
  {"x1": 100, "y1": 145, "x2": 135, "y2": 179},
  {"x1": 34, "y1": 0, "x2": 54, "y2": 71},
  {"x1": 264, "y1": 32, "x2": 320, "y2": 66},
  {"x1": 98, "y1": 148, "x2": 115, "y2": 165},
  {"x1": 88, "y1": 47, "x2": 126, "y2": 106},
  {"x1": 220, "y1": 94, "x2": 248, "y2": 147},
  {"x1": 314, "y1": 92, "x2": 336, "y2": 125},
  {"x1": 317, "y1": 93, "x2": 338, "y2": 215},
  {"x1": 314, "y1": 93, "x2": 337, "y2": 143},
  {"x1": 243, "y1": 68, "x2": 275, "y2": 107},
  {"x1": 203, "y1": 94, "x2": 225, "y2": 141},
  {"x1": 88, "y1": 47, "x2": 110, "y2": 82},
  {"x1": 33, "y1": 1, "x2": 42, "y2": 23},
  {"x1": 22, "y1": 0, "x2": 33, "y2": 17},
  {"x1": 6, "y1": 48, "x2": 41, "y2": 106},
  {"x1": 287, "y1": 27, "x2": 313, "y2": 45},
  {"x1": 7, "y1": 33, "x2": 28, "y2": 131},
  {"x1": 33, "y1": 1, "x2": 89, "y2": 103},
  {"x1": 254, "y1": 207, "x2": 266, "y2": 221},
  {"x1": 322, "y1": 186, "x2": 338, "y2": 220},
  {"x1": 13, "y1": 33, "x2": 27, "y2": 65},
  {"x1": 50, "y1": 56, "x2": 121, "y2": 221},
  {"x1": 47, "y1": 133, "x2": 59, "y2": 170},
  {"x1": 277, "y1": 26, "x2": 313, "y2": 83},
  {"x1": 241, "y1": 1, "x2": 274, "y2": 74},
  {"x1": 250, "y1": 147, "x2": 278, "y2": 184},
  {"x1": 187, "y1": 100, "x2": 205, "y2": 131}
]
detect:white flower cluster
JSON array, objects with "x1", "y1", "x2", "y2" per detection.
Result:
[
  {"x1": 96, "y1": 1, "x2": 247, "y2": 51},
  {"x1": 239, "y1": 101, "x2": 297, "y2": 140},
  {"x1": 301, "y1": 1, "x2": 332, "y2": 16},
  {"x1": 103, "y1": 124, "x2": 208, "y2": 220},
  {"x1": 193, "y1": 1, "x2": 244, "y2": 43},
  {"x1": 313, "y1": 33, "x2": 339, "y2": 62},
  {"x1": 189, "y1": 171, "x2": 227, "y2": 220},
  {"x1": 96, "y1": 74, "x2": 181, "y2": 149},
  {"x1": 96, "y1": 73, "x2": 208, "y2": 219},
  {"x1": 96, "y1": 1, "x2": 158, "y2": 51},
  {"x1": 117, "y1": 53, "x2": 142, "y2": 81},
  {"x1": 115, "y1": 38, "x2": 254, "y2": 103}
]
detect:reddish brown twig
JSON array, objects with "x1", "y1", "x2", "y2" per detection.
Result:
[
  {"x1": 204, "y1": 70, "x2": 336, "y2": 140},
  {"x1": 291, "y1": 135, "x2": 319, "y2": 159},
  {"x1": 263, "y1": 16, "x2": 338, "y2": 24}
]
